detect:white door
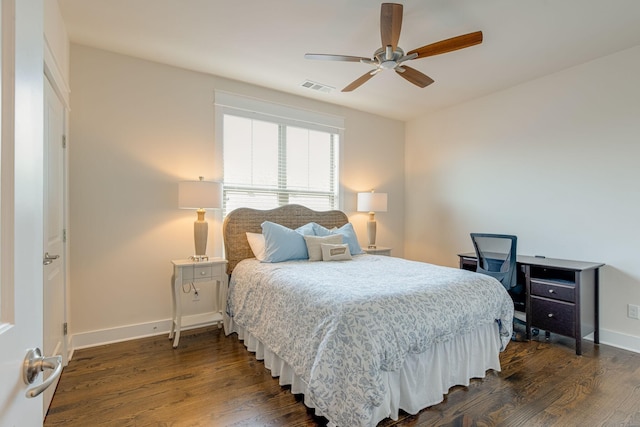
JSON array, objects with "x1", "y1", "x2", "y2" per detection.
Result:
[
  {"x1": 43, "y1": 76, "x2": 67, "y2": 413},
  {"x1": 0, "y1": 0, "x2": 51, "y2": 425}
]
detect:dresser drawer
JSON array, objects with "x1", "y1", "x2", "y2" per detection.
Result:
[
  {"x1": 530, "y1": 279, "x2": 575, "y2": 303},
  {"x1": 531, "y1": 296, "x2": 576, "y2": 338}
]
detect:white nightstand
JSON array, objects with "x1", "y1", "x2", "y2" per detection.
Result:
[
  {"x1": 169, "y1": 258, "x2": 228, "y2": 348},
  {"x1": 363, "y1": 246, "x2": 392, "y2": 256}
]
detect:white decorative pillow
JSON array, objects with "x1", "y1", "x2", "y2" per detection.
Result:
[
  {"x1": 303, "y1": 234, "x2": 343, "y2": 261},
  {"x1": 246, "y1": 232, "x2": 266, "y2": 261},
  {"x1": 321, "y1": 243, "x2": 352, "y2": 261}
]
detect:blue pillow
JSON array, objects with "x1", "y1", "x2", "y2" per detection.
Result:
[
  {"x1": 296, "y1": 222, "x2": 316, "y2": 236},
  {"x1": 261, "y1": 221, "x2": 315, "y2": 262},
  {"x1": 312, "y1": 222, "x2": 364, "y2": 255},
  {"x1": 311, "y1": 222, "x2": 331, "y2": 237}
]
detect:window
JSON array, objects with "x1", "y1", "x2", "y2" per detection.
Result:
[{"x1": 216, "y1": 92, "x2": 343, "y2": 214}]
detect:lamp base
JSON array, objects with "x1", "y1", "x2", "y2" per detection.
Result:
[
  {"x1": 193, "y1": 210, "x2": 209, "y2": 261},
  {"x1": 366, "y1": 213, "x2": 377, "y2": 249}
]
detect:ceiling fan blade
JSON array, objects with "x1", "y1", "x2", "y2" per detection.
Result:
[
  {"x1": 380, "y1": 3, "x2": 403, "y2": 52},
  {"x1": 396, "y1": 66, "x2": 434, "y2": 88},
  {"x1": 407, "y1": 31, "x2": 483, "y2": 59},
  {"x1": 342, "y1": 71, "x2": 377, "y2": 92},
  {"x1": 304, "y1": 53, "x2": 370, "y2": 62}
]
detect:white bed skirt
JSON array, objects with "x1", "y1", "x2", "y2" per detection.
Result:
[{"x1": 224, "y1": 315, "x2": 502, "y2": 426}]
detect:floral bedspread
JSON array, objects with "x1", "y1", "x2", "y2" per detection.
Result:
[{"x1": 227, "y1": 255, "x2": 513, "y2": 426}]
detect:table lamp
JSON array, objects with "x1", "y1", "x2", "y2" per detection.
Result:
[
  {"x1": 178, "y1": 177, "x2": 222, "y2": 261},
  {"x1": 357, "y1": 190, "x2": 388, "y2": 248}
]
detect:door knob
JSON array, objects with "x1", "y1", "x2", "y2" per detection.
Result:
[
  {"x1": 43, "y1": 252, "x2": 60, "y2": 265},
  {"x1": 23, "y1": 347, "x2": 63, "y2": 398}
]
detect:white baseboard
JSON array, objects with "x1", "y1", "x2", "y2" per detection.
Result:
[
  {"x1": 71, "y1": 319, "x2": 172, "y2": 351},
  {"x1": 70, "y1": 313, "x2": 221, "y2": 353},
  {"x1": 584, "y1": 328, "x2": 640, "y2": 354}
]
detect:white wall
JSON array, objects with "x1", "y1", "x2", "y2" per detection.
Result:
[
  {"x1": 405, "y1": 45, "x2": 640, "y2": 352},
  {"x1": 68, "y1": 45, "x2": 404, "y2": 344}
]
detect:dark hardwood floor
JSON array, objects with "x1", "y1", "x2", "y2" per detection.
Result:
[{"x1": 45, "y1": 326, "x2": 640, "y2": 427}]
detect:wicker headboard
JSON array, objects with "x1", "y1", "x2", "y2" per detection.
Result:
[{"x1": 222, "y1": 204, "x2": 349, "y2": 275}]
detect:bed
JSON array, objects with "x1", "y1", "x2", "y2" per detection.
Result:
[{"x1": 222, "y1": 205, "x2": 514, "y2": 427}]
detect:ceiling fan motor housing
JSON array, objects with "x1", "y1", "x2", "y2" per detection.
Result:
[{"x1": 373, "y1": 47, "x2": 404, "y2": 69}]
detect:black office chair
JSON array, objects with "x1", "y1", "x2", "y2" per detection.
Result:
[{"x1": 470, "y1": 233, "x2": 527, "y2": 340}]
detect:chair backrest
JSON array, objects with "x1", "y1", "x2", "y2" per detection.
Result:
[{"x1": 470, "y1": 233, "x2": 517, "y2": 291}]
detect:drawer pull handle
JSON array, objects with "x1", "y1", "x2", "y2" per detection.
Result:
[
  {"x1": 201, "y1": 271, "x2": 206, "y2": 275},
  {"x1": 548, "y1": 289, "x2": 555, "y2": 294},
  {"x1": 547, "y1": 313, "x2": 554, "y2": 318}
]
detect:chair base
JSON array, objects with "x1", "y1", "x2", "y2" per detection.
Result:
[{"x1": 511, "y1": 317, "x2": 539, "y2": 341}]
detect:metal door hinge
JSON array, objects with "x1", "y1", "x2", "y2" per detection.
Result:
[
  {"x1": 63, "y1": 229, "x2": 66, "y2": 243},
  {"x1": 63, "y1": 322, "x2": 68, "y2": 336},
  {"x1": 62, "y1": 135, "x2": 67, "y2": 148}
]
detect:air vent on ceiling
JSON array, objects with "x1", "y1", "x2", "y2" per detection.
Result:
[{"x1": 300, "y1": 80, "x2": 335, "y2": 94}]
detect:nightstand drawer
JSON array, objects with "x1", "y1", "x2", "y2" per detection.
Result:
[
  {"x1": 531, "y1": 296, "x2": 576, "y2": 338},
  {"x1": 193, "y1": 265, "x2": 213, "y2": 280},
  {"x1": 181, "y1": 265, "x2": 213, "y2": 281},
  {"x1": 530, "y1": 279, "x2": 575, "y2": 303}
]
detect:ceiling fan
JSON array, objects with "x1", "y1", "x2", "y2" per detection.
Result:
[{"x1": 304, "y1": 3, "x2": 483, "y2": 92}]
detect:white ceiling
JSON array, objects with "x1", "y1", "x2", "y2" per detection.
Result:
[{"x1": 57, "y1": 0, "x2": 640, "y2": 122}]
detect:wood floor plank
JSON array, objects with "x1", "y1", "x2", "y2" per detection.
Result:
[{"x1": 45, "y1": 327, "x2": 640, "y2": 426}]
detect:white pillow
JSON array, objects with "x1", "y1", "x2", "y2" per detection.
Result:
[
  {"x1": 321, "y1": 243, "x2": 352, "y2": 261},
  {"x1": 246, "y1": 232, "x2": 266, "y2": 261},
  {"x1": 303, "y1": 234, "x2": 343, "y2": 261}
]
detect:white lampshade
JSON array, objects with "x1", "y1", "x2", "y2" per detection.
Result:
[
  {"x1": 357, "y1": 191, "x2": 388, "y2": 213},
  {"x1": 178, "y1": 178, "x2": 222, "y2": 209}
]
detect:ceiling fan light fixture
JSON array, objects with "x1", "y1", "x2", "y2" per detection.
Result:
[{"x1": 380, "y1": 60, "x2": 397, "y2": 70}]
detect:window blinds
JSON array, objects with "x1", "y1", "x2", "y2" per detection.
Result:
[{"x1": 215, "y1": 91, "x2": 343, "y2": 214}]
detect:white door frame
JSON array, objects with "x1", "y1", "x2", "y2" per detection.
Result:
[
  {"x1": 44, "y1": 33, "x2": 71, "y2": 364},
  {"x1": 43, "y1": 74, "x2": 67, "y2": 414}
]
